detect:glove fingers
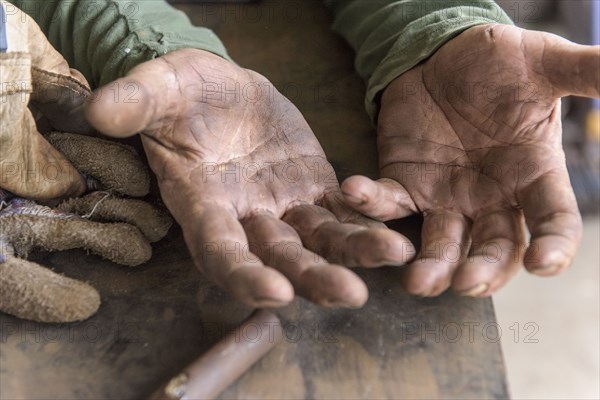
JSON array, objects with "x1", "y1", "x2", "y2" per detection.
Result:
[
  {"x1": 46, "y1": 132, "x2": 150, "y2": 197},
  {"x1": 30, "y1": 65, "x2": 93, "y2": 134},
  {"x1": 26, "y1": 5, "x2": 93, "y2": 134},
  {"x1": 58, "y1": 192, "x2": 173, "y2": 242},
  {"x1": 1, "y1": 214, "x2": 152, "y2": 266},
  {"x1": 1, "y1": 0, "x2": 93, "y2": 134},
  {"x1": 0, "y1": 66, "x2": 86, "y2": 199},
  {"x1": 0, "y1": 255, "x2": 100, "y2": 323}
]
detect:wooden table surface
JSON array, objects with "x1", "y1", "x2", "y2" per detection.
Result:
[{"x1": 0, "y1": 1, "x2": 509, "y2": 398}]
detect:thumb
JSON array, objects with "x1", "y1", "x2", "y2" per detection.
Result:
[
  {"x1": 85, "y1": 65, "x2": 171, "y2": 138},
  {"x1": 530, "y1": 31, "x2": 600, "y2": 98},
  {"x1": 340, "y1": 176, "x2": 417, "y2": 221}
]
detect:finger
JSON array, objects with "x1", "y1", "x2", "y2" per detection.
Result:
[
  {"x1": 0, "y1": 255, "x2": 100, "y2": 323},
  {"x1": 242, "y1": 212, "x2": 368, "y2": 308},
  {"x1": 84, "y1": 59, "x2": 174, "y2": 137},
  {"x1": 58, "y1": 192, "x2": 172, "y2": 243},
  {"x1": 341, "y1": 176, "x2": 417, "y2": 221},
  {"x1": 283, "y1": 204, "x2": 415, "y2": 267},
  {"x1": 530, "y1": 31, "x2": 600, "y2": 98},
  {"x1": 452, "y1": 208, "x2": 526, "y2": 297},
  {"x1": 182, "y1": 204, "x2": 294, "y2": 307},
  {"x1": 401, "y1": 211, "x2": 470, "y2": 297},
  {"x1": 319, "y1": 190, "x2": 388, "y2": 229},
  {"x1": 519, "y1": 171, "x2": 582, "y2": 276}
]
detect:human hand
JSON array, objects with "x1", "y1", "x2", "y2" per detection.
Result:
[
  {"x1": 341, "y1": 24, "x2": 599, "y2": 297},
  {"x1": 0, "y1": 1, "x2": 93, "y2": 200},
  {"x1": 0, "y1": 133, "x2": 172, "y2": 323},
  {"x1": 85, "y1": 49, "x2": 415, "y2": 308}
]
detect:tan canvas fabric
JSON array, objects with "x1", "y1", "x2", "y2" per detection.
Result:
[{"x1": 0, "y1": 0, "x2": 92, "y2": 200}]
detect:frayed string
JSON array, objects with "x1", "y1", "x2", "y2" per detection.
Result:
[
  {"x1": 0, "y1": 198, "x2": 74, "y2": 219},
  {"x1": 81, "y1": 192, "x2": 111, "y2": 219}
]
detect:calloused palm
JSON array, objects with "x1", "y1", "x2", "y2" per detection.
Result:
[
  {"x1": 85, "y1": 49, "x2": 414, "y2": 308},
  {"x1": 342, "y1": 24, "x2": 599, "y2": 297}
]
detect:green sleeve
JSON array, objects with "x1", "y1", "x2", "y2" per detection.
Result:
[
  {"x1": 9, "y1": 0, "x2": 231, "y2": 88},
  {"x1": 324, "y1": 0, "x2": 514, "y2": 123}
]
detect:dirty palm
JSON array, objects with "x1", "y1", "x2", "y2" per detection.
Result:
[
  {"x1": 1, "y1": 0, "x2": 598, "y2": 316},
  {"x1": 87, "y1": 49, "x2": 415, "y2": 309},
  {"x1": 87, "y1": 18, "x2": 599, "y2": 307}
]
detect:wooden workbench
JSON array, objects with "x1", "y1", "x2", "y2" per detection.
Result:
[{"x1": 0, "y1": 1, "x2": 509, "y2": 398}]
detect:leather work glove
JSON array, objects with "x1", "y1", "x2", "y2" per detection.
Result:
[
  {"x1": 0, "y1": 133, "x2": 173, "y2": 323},
  {"x1": 0, "y1": 0, "x2": 92, "y2": 200}
]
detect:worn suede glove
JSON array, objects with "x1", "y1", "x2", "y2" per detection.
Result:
[
  {"x1": 0, "y1": 2, "x2": 171, "y2": 323},
  {"x1": 0, "y1": 132, "x2": 172, "y2": 323},
  {"x1": 0, "y1": 0, "x2": 92, "y2": 200}
]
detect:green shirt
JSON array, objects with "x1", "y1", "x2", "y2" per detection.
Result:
[{"x1": 9, "y1": 0, "x2": 512, "y2": 122}]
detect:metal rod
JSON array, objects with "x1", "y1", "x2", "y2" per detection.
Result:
[{"x1": 149, "y1": 309, "x2": 283, "y2": 400}]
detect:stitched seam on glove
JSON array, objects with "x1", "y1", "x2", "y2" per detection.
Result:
[{"x1": 30, "y1": 67, "x2": 91, "y2": 96}]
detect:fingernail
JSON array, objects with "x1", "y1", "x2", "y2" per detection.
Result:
[
  {"x1": 252, "y1": 297, "x2": 289, "y2": 308},
  {"x1": 459, "y1": 283, "x2": 489, "y2": 297},
  {"x1": 342, "y1": 192, "x2": 366, "y2": 205},
  {"x1": 530, "y1": 263, "x2": 561, "y2": 276},
  {"x1": 321, "y1": 295, "x2": 365, "y2": 308},
  {"x1": 416, "y1": 292, "x2": 433, "y2": 298},
  {"x1": 329, "y1": 300, "x2": 362, "y2": 309}
]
